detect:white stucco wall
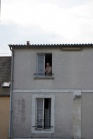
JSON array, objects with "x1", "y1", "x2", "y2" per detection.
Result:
[
  {"x1": 82, "y1": 92, "x2": 93, "y2": 139},
  {"x1": 12, "y1": 90, "x2": 93, "y2": 139},
  {"x1": 12, "y1": 91, "x2": 73, "y2": 138},
  {"x1": 11, "y1": 47, "x2": 93, "y2": 139},
  {"x1": 13, "y1": 47, "x2": 93, "y2": 90}
]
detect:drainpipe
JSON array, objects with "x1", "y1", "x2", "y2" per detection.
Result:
[{"x1": 9, "y1": 46, "x2": 14, "y2": 139}]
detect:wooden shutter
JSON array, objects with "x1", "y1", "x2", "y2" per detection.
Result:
[
  {"x1": 37, "y1": 54, "x2": 45, "y2": 75},
  {"x1": 36, "y1": 99, "x2": 44, "y2": 128}
]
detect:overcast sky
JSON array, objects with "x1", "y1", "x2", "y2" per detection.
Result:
[{"x1": 0, "y1": 0, "x2": 93, "y2": 55}]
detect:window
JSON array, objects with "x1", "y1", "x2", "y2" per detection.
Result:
[
  {"x1": 36, "y1": 98, "x2": 51, "y2": 129},
  {"x1": 32, "y1": 94, "x2": 55, "y2": 133},
  {"x1": 2, "y1": 82, "x2": 10, "y2": 88},
  {"x1": 36, "y1": 53, "x2": 52, "y2": 76}
]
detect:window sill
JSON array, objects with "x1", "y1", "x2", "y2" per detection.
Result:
[
  {"x1": 32, "y1": 127, "x2": 54, "y2": 133},
  {"x1": 35, "y1": 128, "x2": 52, "y2": 131},
  {"x1": 34, "y1": 74, "x2": 54, "y2": 79},
  {"x1": 35, "y1": 128, "x2": 51, "y2": 132},
  {"x1": 32, "y1": 129, "x2": 54, "y2": 133},
  {"x1": 34, "y1": 75, "x2": 54, "y2": 79}
]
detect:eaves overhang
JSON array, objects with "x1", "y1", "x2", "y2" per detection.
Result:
[{"x1": 9, "y1": 43, "x2": 93, "y2": 49}]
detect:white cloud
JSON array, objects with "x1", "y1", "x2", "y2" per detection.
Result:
[
  {"x1": 0, "y1": 0, "x2": 93, "y2": 55},
  {"x1": 2, "y1": 0, "x2": 92, "y2": 25}
]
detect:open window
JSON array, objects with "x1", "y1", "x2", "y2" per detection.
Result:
[
  {"x1": 36, "y1": 98, "x2": 51, "y2": 129},
  {"x1": 32, "y1": 94, "x2": 55, "y2": 133},
  {"x1": 37, "y1": 53, "x2": 52, "y2": 76}
]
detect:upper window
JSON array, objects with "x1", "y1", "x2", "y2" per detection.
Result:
[{"x1": 36, "y1": 53, "x2": 52, "y2": 76}]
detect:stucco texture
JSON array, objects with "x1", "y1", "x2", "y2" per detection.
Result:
[
  {"x1": 13, "y1": 48, "x2": 93, "y2": 90},
  {"x1": 0, "y1": 97, "x2": 10, "y2": 139},
  {"x1": 82, "y1": 92, "x2": 93, "y2": 139},
  {"x1": 12, "y1": 92, "x2": 73, "y2": 138}
]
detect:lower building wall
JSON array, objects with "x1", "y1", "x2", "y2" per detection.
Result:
[
  {"x1": 0, "y1": 97, "x2": 10, "y2": 139},
  {"x1": 13, "y1": 92, "x2": 73, "y2": 138},
  {"x1": 82, "y1": 92, "x2": 93, "y2": 139},
  {"x1": 12, "y1": 90, "x2": 93, "y2": 139}
]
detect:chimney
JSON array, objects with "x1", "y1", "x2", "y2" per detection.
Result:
[{"x1": 27, "y1": 41, "x2": 30, "y2": 45}]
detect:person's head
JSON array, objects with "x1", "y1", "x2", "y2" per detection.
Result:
[{"x1": 46, "y1": 62, "x2": 50, "y2": 67}]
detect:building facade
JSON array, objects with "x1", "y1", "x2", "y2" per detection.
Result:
[
  {"x1": 0, "y1": 56, "x2": 11, "y2": 139},
  {"x1": 9, "y1": 42, "x2": 93, "y2": 139}
]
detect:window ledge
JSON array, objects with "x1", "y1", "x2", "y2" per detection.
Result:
[
  {"x1": 35, "y1": 129, "x2": 51, "y2": 131},
  {"x1": 34, "y1": 75, "x2": 54, "y2": 79},
  {"x1": 34, "y1": 74, "x2": 54, "y2": 79}
]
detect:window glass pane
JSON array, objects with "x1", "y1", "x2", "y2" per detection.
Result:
[
  {"x1": 36, "y1": 99, "x2": 44, "y2": 128},
  {"x1": 37, "y1": 119, "x2": 43, "y2": 128},
  {"x1": 37, "y1": 54, "x2": 44, "y2": 74},
  {"x1": 37, "y1": 109, "x2": 43, "y2": 119},
  {"x1": 37, "y1": 99, "x2": 43, "y2": 108}
]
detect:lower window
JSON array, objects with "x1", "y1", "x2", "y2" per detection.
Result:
[
  {"x1": 32, "y1": 94, "x2": 55, "y2": 133},
  {"x1": 36, "y1": 98, "x2": 51, "y2": 129}
]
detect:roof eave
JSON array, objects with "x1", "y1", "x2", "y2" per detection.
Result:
[{"x1": 8, "y1": 43, "x2": 93, "y2": 49}]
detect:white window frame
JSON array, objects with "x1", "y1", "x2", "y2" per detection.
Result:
[{"x1": 31, "y1": 94, "x2": 55, "y2": 133}]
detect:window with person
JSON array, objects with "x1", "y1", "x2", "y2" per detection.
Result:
[{"x1": 37, "y1": 53, "x2": 52, "y2": 76}]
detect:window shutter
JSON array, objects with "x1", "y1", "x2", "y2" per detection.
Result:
[
  {"x1": 37, "y1": 54, "x2": 44, "y2": 75},
  {"x1": 36, "y1": 99, "x2": 44, "y2": 128}
]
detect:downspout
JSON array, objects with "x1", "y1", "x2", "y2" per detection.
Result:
[{"x1": 9, "y1": 46, "x2": 14, "y2": 139}]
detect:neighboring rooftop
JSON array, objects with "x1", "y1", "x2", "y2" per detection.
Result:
[{"x1": 0, "y1": 57, "x2": 11, "y2": 96}]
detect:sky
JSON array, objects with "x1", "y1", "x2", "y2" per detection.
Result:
[{"x1": 0, "y1": 0, "x2": 93, "y2": 55}]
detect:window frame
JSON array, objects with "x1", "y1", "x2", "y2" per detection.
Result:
[
  {"x1": 32, "y1": 94, "x2": 55, "y2": 133},
  {"x1": 35, "y1": 53, "x2": 53, "y2": 78},
  {"x1": 36, "y1": 98, "x2": 51, "y2": 129}
]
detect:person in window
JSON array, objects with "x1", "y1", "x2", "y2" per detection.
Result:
[{"x1": 45, "y1": 62, "x2": 52, "y2": 76}]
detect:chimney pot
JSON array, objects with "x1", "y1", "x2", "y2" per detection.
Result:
[{"x1": 27, "y1": 41, "x2": 30, "y2": 45}]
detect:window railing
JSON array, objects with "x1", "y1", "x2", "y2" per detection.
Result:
[{"x1": 33, "y1": 126, "x2": 53, "y2": 129}]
